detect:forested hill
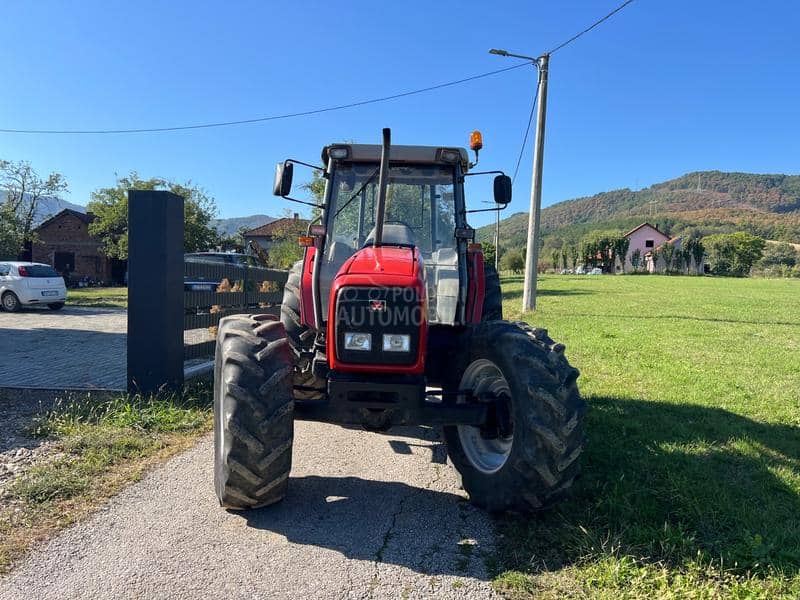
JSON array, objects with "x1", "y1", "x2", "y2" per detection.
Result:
[{"x1": 476, "y1": 171, "x2": 800, "y2": 249}]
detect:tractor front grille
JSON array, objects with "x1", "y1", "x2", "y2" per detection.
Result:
[{"x1": 334, "y1": 286, "x2": 421, "y2": 366}]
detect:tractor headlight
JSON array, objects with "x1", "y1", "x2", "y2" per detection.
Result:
[
  {"x1": 382, "y1": 333, "x2": 411, "y2": 353},
  {"x1": 328, "y1": 146, "x2": 350, "y2": 159},
  {"x1": 344, "y1": 332, "x2": 372, "y2": 351}
]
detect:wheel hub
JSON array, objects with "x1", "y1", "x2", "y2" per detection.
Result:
[{"x1": 457, "y1": 359, "x2": 514, "y2": 474}]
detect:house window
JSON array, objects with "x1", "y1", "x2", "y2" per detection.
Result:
[{"x1": 645, "y1": 239, "x2": 654, "y2": 248}]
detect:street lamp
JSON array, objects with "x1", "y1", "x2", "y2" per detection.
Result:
[{"x1": 490, "y1": 47, "x2": 549, "y2": 312}]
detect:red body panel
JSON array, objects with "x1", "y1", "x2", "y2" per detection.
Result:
[
  {"x1": 343, "y1": 246, "x2": 416, "y2": 277},
  {"x1": 326, "y1": 246, "x2": 427, "y2": 375},
  {"x1": 300, "y1": 246, "x2": 316, "y2": 327},
  {"x1": 465, "y1": 248, "x2": 485, "y2": 323}
]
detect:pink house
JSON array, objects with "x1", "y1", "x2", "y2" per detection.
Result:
[{"x1": 622, "y1": 223, "x2": 670, "y2": 273}]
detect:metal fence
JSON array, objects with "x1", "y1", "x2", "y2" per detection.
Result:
[
  {"x1": 183, "y1": 261, "x2": 288, "y2": 360},
  {"x1": 127, "y1": 190, "x2": 291, "y2": 394}
]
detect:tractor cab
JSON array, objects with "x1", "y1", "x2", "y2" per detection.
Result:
[{"x1": 319, "y1": 152, "x2": 464, "y2": 326}]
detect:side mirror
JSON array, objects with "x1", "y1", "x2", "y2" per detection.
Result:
[
  {"x1": 273, "y1": 161, "x2": 294, "y2": 196},
  {"x1": 494, "y1": 174, "x2": 512, "y2": 204}
]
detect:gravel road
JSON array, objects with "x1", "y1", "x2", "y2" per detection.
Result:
[{"x1": 0, "y1": 422, "x2": 499, "y2": 599}]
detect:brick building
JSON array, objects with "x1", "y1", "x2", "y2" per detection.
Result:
[
  {"x1": 31, "y1": 209, "x2": 125, "y2": 284},
  {"x1": 243, "y1": 213, "x2": 309, "y2": 251}
]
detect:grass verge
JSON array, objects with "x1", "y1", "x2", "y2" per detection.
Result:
[
  {"x1": 0, "y1": 383, "x2": 211, "y2": 573},
  {"x1": 492, "y1": 274, "x2": 800, "y2": 599},
  {"x1": 67, "y1": 287, "x2": 128, "y2": 308}
]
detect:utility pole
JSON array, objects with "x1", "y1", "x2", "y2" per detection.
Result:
[
  {"x1": 522, "y1": 53, "x2": 549, "y2": 311},
  {"x1": 489, "y1": 48, "x2": 548, "y2": 311}
]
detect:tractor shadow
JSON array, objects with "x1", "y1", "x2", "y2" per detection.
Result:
[
  {"x1": 241, "y1": 426, "x2": 492, "y2": 579},
  {"x1": 494, "y1": 396, "x2": 800, "y2": 578}
]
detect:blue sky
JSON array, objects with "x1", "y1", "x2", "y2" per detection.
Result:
[{"x1": 1, "y1": 0, "x2": 798, "y2": 227}]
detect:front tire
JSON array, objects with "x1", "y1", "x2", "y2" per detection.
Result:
[
  {"x1": 444, "y1": 321, "x2": 585, "y2": 512},
  {"x1": 214, "y1": 314, "x2": 294, "y2": 509},
  {"x1": 2, "y1": 292, "x2": 21, "y2": 312},
  {"x1": 280, "y1": 259, "x2": 325, "y2": 400}
]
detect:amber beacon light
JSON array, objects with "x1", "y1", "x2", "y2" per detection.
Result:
[{"x1": 470, "y1": 130, "x2": 483, "y2": 151}]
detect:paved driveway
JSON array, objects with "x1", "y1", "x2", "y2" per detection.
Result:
[
  {"x1": 0, "y1": 307, "x2": 127, "y2": 390},
  {"x1": 0, "y1": 423, "x2": 498, "y2": 599}
]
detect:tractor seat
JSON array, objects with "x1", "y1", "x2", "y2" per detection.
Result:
[{"x1": 363, "y1": 223, "x2": 416, "y2": 248}]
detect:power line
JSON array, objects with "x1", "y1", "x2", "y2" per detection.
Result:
[
  {"x1": 512, "y1": 76, "x2": 540, "y2": 184},
  {"x1": 547, "y1": 0, "x2": 635, "y2": 55},
  {"x1": 507, "y1": 0, "x2": 634, "y2": 183},
  {"x1": 0, "y1": 63, "x2": 529, "y2": 135}
]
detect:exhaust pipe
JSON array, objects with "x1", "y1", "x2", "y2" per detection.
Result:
[{"x1": 373, "y1": 128, "x2": 391, "y2": 247}]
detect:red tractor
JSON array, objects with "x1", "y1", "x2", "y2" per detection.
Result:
[{"x1": 213, "y1": 129, "x2": 585, "y2": 512}]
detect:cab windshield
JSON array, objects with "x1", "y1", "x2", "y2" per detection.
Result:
[
  {"x1": 326, "y1": 163, "x2": 456, "y2": 252},
  {"x1": 321, "y1": 163, "x2": 460, "y2": 323}
]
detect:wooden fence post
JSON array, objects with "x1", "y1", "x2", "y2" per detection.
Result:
[{"x1": 127, "y1": 190, "x2": 184, "y2": 394}]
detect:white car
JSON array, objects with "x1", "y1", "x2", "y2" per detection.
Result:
[{"x1": 0, "y1": 262, "x2": 67, "y2": 312}]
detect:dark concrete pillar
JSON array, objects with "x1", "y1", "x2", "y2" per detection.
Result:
[{"x1": 127, "y1": 190, "x2": 184, "y2": 394}]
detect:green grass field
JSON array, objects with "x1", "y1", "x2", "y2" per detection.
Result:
[
  {"x1": 67, "y1": 287, "x2": 127, "y2": 308},
  {"x1": 494, "y1": 274, "x2": 800, "y2": 598}
]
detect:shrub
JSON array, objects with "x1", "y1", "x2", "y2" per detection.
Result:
[{"x1": 501, "y1": 249, "x2": 525, "y2": 274}]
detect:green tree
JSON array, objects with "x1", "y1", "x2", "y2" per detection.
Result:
[
  {"x1": 660, "y1": 242, "x2": 676, "y2": 274},
  {"x1": 679, "y1": 246, "x2": 691, "y2": 274},
  {"x1": 684, "y1": 236, "x2": 705, "y2": 275},
  {"x1": 581, "y1": 230, "x2": 625, "y2": 273},
  {"x1": 691, "y1": 237, "x2": 705, "y2": 275},
  {"x1": 703, "y1": 232, "x2": 765, "y2": 276},
  {"x1": 561, "y1": 246, "x2": 569, "y2": 271},
  {"x1": 614, "y1": 237, "x2": 630, "y2": 273},
  {"x1": 0, "y1": 160, "x2": 68, "y2": 259},
  {"x1": 501, "y1": 249, "x2": 525, "y2": 274},
  {"x1": 759, "y1": 242, "x2": 797, "y2": 268},
  {"x1": 302, "y1": 169, "x2": 326, "y2": 202},
  {"x1": 482, "y1": 242, "x2": 496, "y2": 270},
  {"x1": 630, "y1": 248, "x2": 642, "y2": 272},
  {"x1": 551, "y1": 249, "x2": 560, "y2": 273},
  {"x1": 650, "y1": 245, "x2": 661, "y2": 272},
  {"x1": 673, "y1": 247, "x2": 684, "y2": 273},
  {"x1": 0, "y1": 204, "x2": 23, "y2": 260},
  {"x1": 570, "y1": 245, "x2": 579, "y2": 271},
  {"x1": 87, "y1": 173, "x2": 219, "y2": 259}
]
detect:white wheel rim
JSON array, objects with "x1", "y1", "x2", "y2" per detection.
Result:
[
  {"x1": 3, "y1": 295, "x2": 16, "y2": 310},
  {"x1": 456, "y1": 359, "x2": 513, "y2": 474}
]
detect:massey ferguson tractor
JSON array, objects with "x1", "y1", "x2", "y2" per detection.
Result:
[{"x1": 213, "y1": 129, "x2": 585, "y2": 513}]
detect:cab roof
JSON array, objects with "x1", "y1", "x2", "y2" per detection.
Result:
[{"x1": 322, "y1": 144, "x2": 470, "y2": 172}]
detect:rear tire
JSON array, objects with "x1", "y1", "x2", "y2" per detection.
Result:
[
  {"x1": 443, "y1": 320, "x2": 585, "y2": 512},
  {"x1": 482, "y1": 263, "x2": 502, "y2": 321},
  {"x1": 214, "y1": 314, "x2": 294, "y2": 509},
  {"x1": 48, "y1": 302, "x2": 65, "y2": 310},
  {"x1": 2, "y1": 292, "x2": 21, "y2": 312},
  {"x1": 280, "y1": 259, "x2": 325, "y2": 400}
]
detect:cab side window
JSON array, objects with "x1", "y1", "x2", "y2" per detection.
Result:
[{"x1": 0, "y1": 264, "x2": 10, "y2": 276}]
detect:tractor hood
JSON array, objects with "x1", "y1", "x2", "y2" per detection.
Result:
[{"x1": 342, "y1": 246, "x2": 417, "y2": 278}]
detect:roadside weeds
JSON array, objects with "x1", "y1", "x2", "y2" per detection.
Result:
[{"x1": 0, "y1": 384, "x2": 212, "y2": 574}]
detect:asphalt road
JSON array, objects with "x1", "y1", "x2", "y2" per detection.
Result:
[{"x1": 0, "y1": 422, "x2": 499, "y2": 599}]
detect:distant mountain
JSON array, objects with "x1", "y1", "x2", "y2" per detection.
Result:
[
  {"x1": 212, "y1": 214, "x2": 276, "y2": 237},
  {"x1": 0, "y1": 190, "x2": 85, "y2": 225},
  {"x1": 477, "y1": 171, "x2": 800, "y2": 249}
]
